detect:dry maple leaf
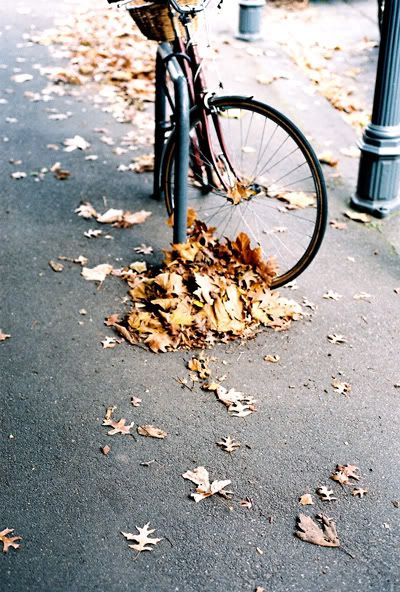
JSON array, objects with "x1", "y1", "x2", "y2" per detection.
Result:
[
  {"x1": 264, "y1": 354, "x2": 280, "y2": 363},
  {"x1": 101, "y1": 336, "x2": 119, "y2": 349},
  {"x1": 275, "y1": 191, "x2": 316, "y2": 210},
  {"x1": 331, "y1": 464, "x2": 360, "y2": 485},
  {"x1": 119, "y1": 210, "x2": 152, "y2": 228},
  {"x1": 240, "y1": 497, "x2": 253, "y2": 509},
  {"x1": 96, "y1": 208, "x2": 124, "y2": 224},
  {"x1": 352, "y1": 488, "x2": 368, "y2": 498},
  {"x1": 329, "y1": 219, "x2": 347, "y2": 230},
  {"x1": 102, "y1": 407, "x2": 134, "y2": 436},
  {"x1": 327, "y1": 334, "x2": 347, "y2": 344},
  {"x1": 75, "y1": 202, "x2": 98, "y2": 219},
  {"x1": 63, "y1": 135, "x2": 90, "y2": 151},
  {"x1": 48, "y1": 260, "x2": 64, "y2": 272},
  {"x1": 84, "y1": 229, "x2": 103, "y2": 239},
  {"x1": 344, "y1": 209, "x2": 371, "y2": 224},
  {"x1": 316, "y1": 486, "x2": 337, "y2": 502},
  {"x1": 299, "y1": 494, "x2": 314, "y2": 506},
  {"x1": 331, "y1": 379, "x2": 352, "y2": 396},
  {"x1": 137, "y1": 425, "x2": 167, "y2": 439},
  {"x1": 353, "y1": 292, "x2": 372, "y2": 301},
  {"x1": 182, "y1": 466, "x2": 231, "y2": 503},
  {"x1": 0, "y1": 528, "x2": 22, "y2": 553},
  {"x1": 81, "y1": 264, "x2": 113, "y2": 283},
  {"x1": 0, "y1": 330, "x2": 11, "y2": 342},
  {"x1": 131, "y1": 153, "x2": 154, "y2": 173},
  {"x1": 217, "y1": 435, "x2": 240, "y2": 453},
  {"x1": 122, "y1": 523, "x2": 162, "y2": 554},
  {"x1": 295, "y1": 513, "x2": 340, "y2": 548},
  {"x1": 134, "y1": 243, "x2": 153, "y2": 255},
  {"x1": 318, "y1": 151, "x2": 338, "y2": 167},
  {"x1": 323, "y1": 290, "x2": 342, "y2": 301}
]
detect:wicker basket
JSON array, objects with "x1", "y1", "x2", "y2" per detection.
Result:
[{"x1": 128, "y1": 0, "x2": 198, "y2": 42}]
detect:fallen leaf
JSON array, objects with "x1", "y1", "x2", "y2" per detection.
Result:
[
  {"x1": 0, "y1": 331, "x2": 11, "y2": 342},
  {"x1": 316, "y1": 486, "x2": 337, "y2": 502},
  {"x1": 76, "y1": 203, "x2": 97, "y2": 220},
  {"x1": 137, "y1": 425, "x2": 167, "y2": 439},
  {"x1": 353, "y1": 292, "x2": 372, "y2": 301},
  {"x1": 0, "y1": 528, "x2": 22, "y2": 553},
  {"x1": 131, "y1": 153, "x2": 154, "y2": 173},
  {"x1": 63, "y1": 135, "x2": 90, "y2": 151},
  {"x1": 101, "y1": 336, "x2": 119, "y2": 349},
  {"x1": 122, "y1": 523, "x2": 162, "y2": 554},
  {"x1": 299, "y1": 494, "x2": 314, "y2": 506},
  {"x1": 331, "y1": 379, "x2": 352, "y2": 396},
  {"x1": 182, "y1": 466, "x2": 231, "y2": 502},
  {"x1": 264, "y1": 354, "x2": 280, "y2": 363},
  {"x1": 130, "y1": 261, "x2": 147, "y2": 273},
  {"x1": 131, "y1": 397, "x2": 142, "y2": 407},
  {"x1": 323, "y1": 290, "x2": 343, "y2": 301},
  {"x1": 101, "y1": 445, "x2": 110, "y2": 455},
  {"x1": 217, "y1": 435, "x2": 240, "y2": 453},
  {"x1": 329, "y1": 219, "x2": 347, "y2": 230},
  {"x1": 327, "y1": 334, "x2": 347, "y2": 344},
  {"x1": 344, "y1": 209, "x2": 371, "y2": 223},
  {"x1": 240, "y1": 497, "x2": 253, "y2": 509},
  {"x1": 51, "y1": 162, "x2": 70, "y2": 180},
  {"x1": 134, "y1": 243, "x2": 153, "y2": 255},
  {"x1": 11, "y1": 171, "x2": 27, "y2": 179},
  {"x1": 96, "y1": 208, "x2": 124, "y2": 224},
  {"x1": 352, "y1": 488, "x2": 368, "y2": 498},
  {"x1": 392, "y1": 500, "x2": 400, "y2": 508},
  {"x1": 81, "y1": 264, "x2": 113, "y2": 282},
  {"x1": 275, "y1": 191, "x2": 316, "y2": 209},
  {"x1": 84, "y1": 229, "x2": 103, "y2": 239},
  {"x1": 295, "y1": 513, "x2": 340, "y2": 547},
  {"x1": 318, "y1": 151, "x2": 338, "y2": 167},
  {"x1": 48, "y1": 260, "x2": 64, "y2": 272},
  {"x1": 103, "y1": 406, "x2": 134, "y2": 435},
  {"x1": 331, "y1": 464, "x2": 360, "y2": 485}
]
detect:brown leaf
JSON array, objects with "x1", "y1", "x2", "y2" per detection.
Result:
[
  {"x1": 318, "y1": 151, "x2": 338, "y2": 167},
  {"x1": 217, "y1": 435, "x2": 241, "y2": 453},
  {"x1": 331, "y1": 379, "x2": 351, "y2": 396},
  {"x1": 0, "y1": 528, "x2": 22, "y2": 553},
  {"x1": 316, "y1": 486, "x2": 337, "y2": 502},
  {"x1": 329, "y1": 219, "x2": 347, "y2": 230},
  {"x1": 344, "y1": 209, "x2": 371, "y2": 223},
  {"x1": 122, "y1": 523, "x2": 162, "y2": 553},
  {"x1": 137, "y1": 425, "x2": 167, "y2": 439},
  {"x1": 48, "y1": 260, "x2": 64, "y2": 272},
  {"x1": 81, "y1": 264, "x2": 113, "y2": 283},
  {"x1": 182, "y1": 466, "x2": 231, "y2": 503},
  {"x1": 295, "y1": 513, "x2": 340, "y2": 547},
  {"x1": 103, "y1": 407, "x2": 134, "y2": 436},
  {"x1": 0, "y1": 330, "x2": 11, "y2": 342},
  {"x1": 299, "y1": 494, "x2": 314, "y2": 506},
  {"x1": 101, "y1": 445, "x2": 110, "y2": 455},
  {"x1": 264, "y1": 354, "x2": 280, "y2": 363},
  {"x1": 352, "y1": 488, "x2": 368, "y2": 498},
  {"x1": 131, "y1": 397, "x2": 142, "y2": 407}
]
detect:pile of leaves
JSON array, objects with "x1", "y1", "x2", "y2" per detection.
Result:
[
  {"x1": 109, "y1": 217, "x2": 302, "y2": 352},
  {"x1": 33, "y1": 5, "x2": 155, "y2": 121}
]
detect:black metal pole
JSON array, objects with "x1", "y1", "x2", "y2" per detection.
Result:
[
  {"x1": 351, "y1": 0, "x2": 400, "y2": 217},
  {"x1": 173, "y1": 75, "x2": 190, "y2": 244},
  {"x1": 153, "y1": 49, "x2": 167, "y2": 201}
]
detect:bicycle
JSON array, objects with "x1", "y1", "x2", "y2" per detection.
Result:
[{"x1": 108, "y1": 0, "x2": 328, "y2": 288}]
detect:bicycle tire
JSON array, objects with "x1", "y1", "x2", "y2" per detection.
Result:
[{"x1": 161, "y1": 95, "x2": 328, "y2": 289}]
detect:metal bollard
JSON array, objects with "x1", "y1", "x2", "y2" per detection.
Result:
[
  {"x1": 236, "y1": 0, "x2": 265, "y2": 42},
  {"x1": 351, "y1": 0, "x2": 400, "y2": 217}
]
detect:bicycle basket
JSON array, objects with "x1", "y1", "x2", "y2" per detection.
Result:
[{"x1": 127, "y1": 0, "x2": 198, "y2": 42}]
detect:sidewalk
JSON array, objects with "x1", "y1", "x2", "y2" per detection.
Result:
[{"x1": 0, "y1": 1, "x2": 399, "y2": 591}]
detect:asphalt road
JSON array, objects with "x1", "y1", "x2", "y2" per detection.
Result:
[{"x1": 1, "y1": 1, "x2": 399, "y2": 591}]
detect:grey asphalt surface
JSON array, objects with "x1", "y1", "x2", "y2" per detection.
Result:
[{"x1": 1, "y1": 1, "x2": 399, "y2": 591}]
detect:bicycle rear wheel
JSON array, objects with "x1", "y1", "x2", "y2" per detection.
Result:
[{"x1": 162, "y1": 96, "x2": 328, "y2": 288}]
